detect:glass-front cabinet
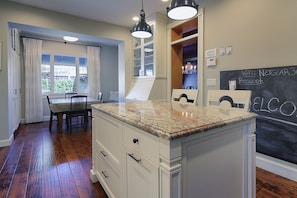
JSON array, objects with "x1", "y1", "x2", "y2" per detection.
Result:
[{"x1": 133, "y1": 25, "x2": 155, "y2": 77}]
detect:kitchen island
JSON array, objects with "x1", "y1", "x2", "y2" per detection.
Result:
[{"x1": 90, "y1": 101, "x2": 256, "y2": 198}]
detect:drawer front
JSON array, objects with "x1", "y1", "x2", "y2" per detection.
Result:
[
  {"x1": 95, "y1": 139, "x2": 120, "y2": 172},
  {"x1": 94, "y1": 112, "x2": 122, "y2": 164},
  {"x1": 123, "y1": 124, "x2": 159, "y2": 164},
  {"x1": 95, "y1": 150, "x2": 120, "y2": 198},
  {"x1": 126, "y1": 150, "x2": 159, "y2": 198}
]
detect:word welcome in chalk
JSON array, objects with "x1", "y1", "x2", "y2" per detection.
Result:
[{"x1": 252, "y1": 96, "x2": 297, "y2": 118}]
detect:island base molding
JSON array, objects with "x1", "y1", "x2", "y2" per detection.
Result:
[{"x1": 256, "y1": 152, "x2": 297, "y2": 182}]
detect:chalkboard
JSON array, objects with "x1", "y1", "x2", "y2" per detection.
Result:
[{"x1": 220, "y1": 65, "x2": 297, "y2": 164}]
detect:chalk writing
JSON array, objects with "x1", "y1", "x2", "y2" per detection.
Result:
[
  {"x1": 259, "y1": 67, "x2": 297, "y2": 77},
  {"x1": 238, "y1": 77, "x2": 263, "y2": 85},
  {"x1": 240, "y1": 70, "x2": 257, "y2": 77},
  {"x1": 252, "y1": 96, "x2": 297, "y2": 118},
  {"x1": 220, "y1": 65, "x2": 297, "y2": 164}
]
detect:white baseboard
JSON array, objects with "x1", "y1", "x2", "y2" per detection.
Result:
[
  {"x1": 43, "y1": 116, "x2": 50, "y2": 121},
  {"x1": 256, "y1": 152, "x2": 297, "y2": 182},
  {"x1": 0, "y1": 133, "x2": 14, "y2": 147}
]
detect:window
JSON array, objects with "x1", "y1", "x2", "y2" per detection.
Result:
[{"x1": 41, "y1": 54, "x2": 88, "y2": 94}]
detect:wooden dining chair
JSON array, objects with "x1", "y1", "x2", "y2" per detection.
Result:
[
  {"x1": 88, "y1": 92, "x2": 103, "y2": 116},
  {"x1": 66, "y1": 95, "x2": 88, "y2": 131},
  {"x1": 207, "y1": 90, "x2": 252, "y2": 111},
  {"x1": 171, "y1": 89, "x2": 199, "y2": 105},
  {"x1": 46, "y1": 95, "x2": 59, "y2": 131},
  {"x1": 97, "y1": 92, "x2": 103, "y2": 102},
  {"x1": 65, "y1": 92, "x2": 78, "y2": 98}
]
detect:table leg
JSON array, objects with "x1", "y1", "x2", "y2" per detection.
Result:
[{"x1": 57, "y1": 113, "x2": 63, "y2": 132}]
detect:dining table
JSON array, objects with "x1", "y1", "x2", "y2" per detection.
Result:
[{"x1": 49, "y1": 97, "x2": 102, "y2": 132}]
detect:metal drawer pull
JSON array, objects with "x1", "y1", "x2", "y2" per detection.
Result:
[
  {"x1": 128, "y1": 153, "x2": 142, "y2": 163},
  {"x1": 101, "y1": 171, "x2": 109, "y2": 178},
  {"x1": 100, "y1": 150, "x2": 107, "y2": 157}
]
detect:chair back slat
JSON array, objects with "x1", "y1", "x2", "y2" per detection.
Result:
[
  {"x1": 207, "y1": 90, "x2": 251, "y2": 111},
  {"x1": 171, "y1": 89, "x2": 199, "y2": 105}
]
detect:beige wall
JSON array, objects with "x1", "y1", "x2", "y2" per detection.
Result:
[
  {"x1": 202, "y1": 0, "x2": 297, "y2": 104},
  {"x1": 0, "y1": 1, "x2": 133, "y2": 142}
]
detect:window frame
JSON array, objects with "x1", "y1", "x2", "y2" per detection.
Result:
[{"x1": 41, "y1": 53, "x2": 88, "y2": 96}]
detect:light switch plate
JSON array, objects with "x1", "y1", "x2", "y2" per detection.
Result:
[
  {"x1": 207, "y1": 78, "x2": 217, "y2": 87},
  {"x1": 206, "y1": 57, "x2": 216, "y2": 67}
]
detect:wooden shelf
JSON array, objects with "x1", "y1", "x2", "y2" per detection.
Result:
[
  {"x1": 171, "y1": 34, "x2": 198, "y2": 47},
  {"x1": 171, "y1": 17, "x2": 198, "y2": 42},
  {"x1": 170, "y1": 17, "x2": 198, "y2": 90}
]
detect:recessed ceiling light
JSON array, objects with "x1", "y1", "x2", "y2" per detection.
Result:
[{"x1": 63, "y1": 36, "x2": 78, "y2": 42}]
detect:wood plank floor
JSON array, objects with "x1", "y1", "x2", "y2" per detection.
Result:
[
  {"x1": 0, "y1": 120, "x2": 107, "y2": 198},
  {"x1": 1, "y1": 120, "x2": 297, "y2": 197}
]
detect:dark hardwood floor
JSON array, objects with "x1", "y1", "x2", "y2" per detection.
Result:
[
  {"x1": 0, "y1": 119, "x2": 107, "y2": 198},
  {"x1": 1, "y1": 119, "x2": 297, "y2": 197},
  {"x1": 256, "y1": 167, "x2": 297, "y2": 198}
]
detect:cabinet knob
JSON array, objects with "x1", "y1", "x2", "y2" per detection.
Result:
[{"x1": 132, "y1": 138, "x2": 139, "y2": 144}]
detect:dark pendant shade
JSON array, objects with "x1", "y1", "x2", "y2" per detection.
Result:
[
  {"x1": 167, "y1": 0, "x2": 199, "y2": 20},
  {"x1": 131, "y1": 3, "x2": 152, "y2": 38}
]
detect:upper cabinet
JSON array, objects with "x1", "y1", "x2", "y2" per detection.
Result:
[
  {"x1": 133, "y1": 13, "x2": 167, "y2": 78},
  {"x1": 133, "y1": 26, "x2": 154, "y2": 77},
  {"x1": 170, "y1": 17, "x2": 198, "y2": 90}
]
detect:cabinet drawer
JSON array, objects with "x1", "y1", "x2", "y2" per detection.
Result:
[
  {"x1": 123, "y1": 124, "x2": 159, "y2": 164},
  {"x1": 94, "y1": 112, "x2": 122, "y2": 163},
  {"x1": 95, "y1": 139, "x2": 120, "y2": 172},
  {"x1": 126, "y1": 150, "x2": 159, "y2": 198},
  {"x1": 95, "y1": 150, "x2": 120, "y2": 198}
]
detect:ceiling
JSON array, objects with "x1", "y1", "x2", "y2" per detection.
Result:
[
  {"x1": 10, "y1": 0, "x2": 173, "y2": 28},
  {"x1": 8, "y1": 0, "x2": 200, "y2": 45}
]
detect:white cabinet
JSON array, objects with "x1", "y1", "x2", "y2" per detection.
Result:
[
  {"x1": 92, "y1": 110, "x2": 122, "y2": 198},
  {"x1": 133, "y1": 13, "x2": 167, "y2": 78},
  {"x1": 123, "y1": 124, "x2": 159, "y2": 198},
  {"x1": 91, "y1": 106, "x2": 256, "y2": 198},
  {"x1": 8, "y1": 28, "x2": 21, "y2": 132},
  {"x1": 125, "y1": 149, "x2": 158, "y2": 198},
  {"x1": 91, "y1": 110, "x2": 160, "y2": 198},
  {"x1": 133, "y1": 28, "x2": 154, "y2": 77}
]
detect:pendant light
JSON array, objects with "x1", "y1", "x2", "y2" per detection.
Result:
[
  {"x1": 167, "y1": 0, "x2": 199, "y2": 20},
  {"x1": 131, "y1": 0, "x2": 152, "y2": 39}
]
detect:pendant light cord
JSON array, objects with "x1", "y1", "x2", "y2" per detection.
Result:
[
  {"x1": 140, "y1": 0, "x2": 145, "y2": 18},
  {"x1": 142, "y1": 0, "x2": 144, "y2": 10}
]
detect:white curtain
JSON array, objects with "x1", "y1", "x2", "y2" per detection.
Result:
[
  {"x1": 87, "y1": 46, "x2": 101, "y2": 98},
  {"x1": 23, "y1": 38, "x2": 43, "y2": 123}
]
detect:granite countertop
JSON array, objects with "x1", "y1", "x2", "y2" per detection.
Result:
[{"x1": 92, "y1": 100, "x2": 256, "y2": 140}]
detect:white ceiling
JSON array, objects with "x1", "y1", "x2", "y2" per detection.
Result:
[
  {"x1": 8, "y1": 0, "x2": 200, "y2": 45},
  {"x1": 9, "y1": 0, "x2": 172, "y2": 27}
]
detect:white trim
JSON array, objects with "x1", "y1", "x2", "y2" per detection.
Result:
[
  {"x1": 0, "y1": 134, "x2": 14, "y2": 147},
  {"x1": 197, "y1": 8, "x2": 204, "y2": 106},
  {"x1": 256, "y1": 152, "x2": 297, "y2": 182},
  {"x1": 0, "y1": 42, "x2": 2, "y2": 70}
]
